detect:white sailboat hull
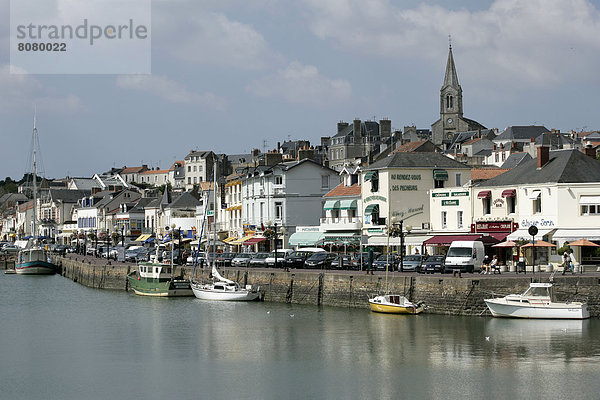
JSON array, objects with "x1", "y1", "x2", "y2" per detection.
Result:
[
  {"x1": 484, "y1": 298, "x2": 590, "y2": 319},
  {"x1": 191, "y1": 282, "x2": 260, "y2": 301}
]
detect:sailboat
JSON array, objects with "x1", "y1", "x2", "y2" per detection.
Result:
[
  {"x1": 367, "y1": 219, "x2": 424, "y2": 314},
  {"x1": 190, "y1": 161, "x2": 260, "y2": 301},
  {"x1": 15, "y1": 113, "x2": 57, "y2": 275}
]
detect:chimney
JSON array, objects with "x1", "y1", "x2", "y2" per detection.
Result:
[
  {"x1": 277, "y1": 142, "x2": 281, "y2": 152},
  {"x1": 537, "y1": 146, "x2": 550, "y2": 168},
  {"x1": 379, "y1": 119, "x2": 391, "y2": 138},
  {"x1": 353, "y1": 118, "x2": 361, "y2": 144},
  {"x1": 584, "y1": 145, "x2": 597, "y2": 159},
  {"x1": 337, "y1": 121, "x2": 349, "y2": 134}
]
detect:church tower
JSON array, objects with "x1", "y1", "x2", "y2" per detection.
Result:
[{"x1": 431, "y1": 39, "x2": 485, "y2": 147}]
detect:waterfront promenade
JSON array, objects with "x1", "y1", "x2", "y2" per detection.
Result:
[{"x1": 39, "y1": 254, "x2": 600, "y2": 317}]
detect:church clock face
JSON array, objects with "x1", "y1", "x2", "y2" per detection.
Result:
[{"x1": 447, "y1": 117, "x2": 453, "y2": 124}]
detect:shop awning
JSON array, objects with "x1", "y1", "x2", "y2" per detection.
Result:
[
  {"x1": 339, "y1": 199, "x2": 357, "y2": 210},
  {"x1": 364, "y1": 204, "x2": 380, "y2": 214},
  {"x1": 288, "y1": 231, "x2": 325, "y2": 247},
  {"x1": 477, "y1": 190, "x2": 491, "y2": 199},
  {"x1": 364, "y1": 171, "x2": 378, "y2": 182},
  {"x1": 322, "y1": 233, "x2": 360, "y2": 244},
  {"x1": 527, "y1": 190, "x2": 541, "y2": 200},
  {"x1": 243, "y1": 237, "x2": 266, "y2": 246},
  {"x1": 433, "y1": 169, "x2": 448, "y2": 181},
  {"x1": 579, "y1": 196, "x2": 600, "y2": 205},
  {"x1": 230, "y1": 235, "x2": 254, "y2": 245},
  {"x1": 501, "y1": 189, "x2": 516, "y2": 197},
  {"x1": 223, "y1": 237, "x2": 238, "y2": 243},
  {"x1": 135, "y1": 234, "x2": 151, "y2": 242},
  {"x1": 507, "y1": 228, "x2": 555, "y2": 241},
  {"x1": 423, "y1": 234, "x2": 499, "y2": 246},
  {"x1": 552, "y1": 229, "x2": 600, "y2": 242},
  {"x1": 323, "y1": 200, "x2": 340, "y2": 210}
]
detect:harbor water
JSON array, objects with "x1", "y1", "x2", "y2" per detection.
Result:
[{"x1": 2, "y1": 273, "x2": 600, "y2": 400}]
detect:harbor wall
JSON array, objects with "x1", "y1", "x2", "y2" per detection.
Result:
[{"x1": 51, "y1": 256, "x2": 600, "y2": 317}]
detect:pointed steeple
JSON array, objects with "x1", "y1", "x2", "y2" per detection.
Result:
[
  {"x1": 443, "y1": 39, "x2": 459, "y2": 89},
  {"x1": 160, "y1": 188, "x2": 171, "y2": 209}
]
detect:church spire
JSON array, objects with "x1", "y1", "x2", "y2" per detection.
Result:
[{"x1": 443, "y1": 37, "x2": 459, "y2": 89}]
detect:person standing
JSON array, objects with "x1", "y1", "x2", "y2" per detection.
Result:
[
  {"x1": 562, "y1": 251, "x2": 571, "y2": 275},
  {"x1": 367, "y1": 247, "x2": 374, "y2": 275}
]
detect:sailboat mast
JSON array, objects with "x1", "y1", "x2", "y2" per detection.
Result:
[
  {"x1": 212, "y1": 159, "x2": 217, "y2": 265},
  {"x1": 32, "y1": 111, "x2": 38, "y2": 241}
]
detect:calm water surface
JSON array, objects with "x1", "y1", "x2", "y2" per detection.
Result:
[{"x1": 2, "y1": 273, "x2": 600, "y2": 400}]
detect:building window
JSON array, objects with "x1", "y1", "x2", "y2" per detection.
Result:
[
  {"x1": 455, "y1": 173, "x2": 462, "y2": 187},
  {"x1": 483, "y1": 198, "x2": 491, "y2": 215},
  {"x1": 260, "y1": 203, "x2": 264, "y2": 222},
  {"x1": 502, "y1": 152, "x2": 506, "y2": 162},
  {"x1": 187, "y1": 166, "x2": 191, "y2": 172},
  {"x1": 457, "y1": 211, "x2": 463, "y2": 228},
  {"x1": 187, "y1": 177, "x2": 191, "y2": 184},
  {"x1": 533, "y1": 197, "x2": 541, "y2": 214},
  {"x1": 507, "y1": 197, "x2": 516, "y2": 214},
  {"x1": 441, "y1": 211, "x2": 447, "y2": 228},
  {"x1": 579, "y1": 196, "x2": 600, "y2": 215},
  {"x1": 434, "y1": 179, "x2": 445, "y2": 189},
  {"x1": 275, "y1": 202, "x2": 283, "y2": 220},
  {"x1": 193, "y1": 177, "x2": 197, "y2": 184},
  {"x1": 274, "y1": 176, "x2": 282, "y2": 185},
  {"x1": 321, "y1": 175, "x2": 329, "y2": 189},
  {"x1": 193, "y1": 166, "x2": 197, "y2": 172},
  {"x1": 495, "y1": 153, "x2": 499, "y2": 162},
  {"x1": 371, "y1": 176, "x2": 379, "y2": 192}
]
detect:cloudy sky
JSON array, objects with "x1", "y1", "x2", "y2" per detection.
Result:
[{"x1": 2, "y1": 0, "x2": 600, "y2": 179}]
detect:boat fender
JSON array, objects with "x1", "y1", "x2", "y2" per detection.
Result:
[{"x1": 137, "y1": 276, "x2": 141, "y2": 280}]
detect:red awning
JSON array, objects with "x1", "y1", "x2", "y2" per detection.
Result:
[
  {"x1": 243, "y1": 237, "x2": 266, "y2": 246},
  {"x1": 501, "y1": 189, "x2": 516, "y2": 197},
  {"x1": 424, "y1": 234, "x2": 485, "y2": 246},
  {"x1": 489, "y1": 232, "x2": 511, "y2": 241},
  {"x1": 477, "y1": 190, "x2": 491, "y2": 199},
  {"x1": 423, "y1": 234, "x2": 501, "y2": 246}
]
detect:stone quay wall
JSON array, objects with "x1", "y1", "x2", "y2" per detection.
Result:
[{"x1": 51, "y1": 256, "x2": 600, "y2": 317}]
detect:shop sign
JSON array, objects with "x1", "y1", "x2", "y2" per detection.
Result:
[
  {"x1": 475, "y1": 221, "x2": 512, "y2": 232},
  {"x1": 442, "y1": 199, "x2": 459, "y2": 206},
  {"x1": 432, "y1": 192, "x2": 449, "y2": 197},
  {"x1": 451, "y1": 191, "x2": 469, "y2": 197},
  {"x1": 364, "y1": 195, "x2": 387, "y2": 203}
]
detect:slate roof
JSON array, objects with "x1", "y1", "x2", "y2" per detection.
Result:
[
  {"x1": 0, "y1": 193, "x2": 28, "y2": 205},
  {"x1": 365, "y1": 152, "x2": 470, "y2": 170},
  {"x1": 495, "y1": 125, "x2": 549, "y2": 141},
  {"x1": 166, "y1": 192, "x2": 201, "y2": 209},
  {"x1": 534, "y1": 132, "x2": 573, "y2": 147},
  {"x1": 48, "y1": 189, "x2": 89, "y2": 203},
  {"x1": 501, "y1": 152, "x2": 533, "y2": 169},
  {"x1": 70, "y1": 178, "x2": 101, "y2": 191},
  {"x1": 477, "y1": 149, "x2": 600, "y2": 186},
  {"x1": 324, "y1": 183, "x2": 361, "y2": 197},
  {"x1": 394, "y1": 141, "x2": 430, "y2": 152}
]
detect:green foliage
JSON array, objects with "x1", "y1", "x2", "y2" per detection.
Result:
[{"x1": 557, "y1": 245, "x2": 571, "y2": 255}]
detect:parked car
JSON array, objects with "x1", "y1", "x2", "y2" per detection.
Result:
[
  {"x1": 349, "y1": 252, "x2": 380, "y2": 270},
  {"x1": 330, "y1": 254, "x2": 352, "y2": 270},
  {"x1": 249, "y1": 252, "x2": 270, "y2": 267},
  {"x1": 2, "y1": 244, "x2": 19, "y2": 255},
  {"x1": 304, "y1": 252, "x2": 337, "y2": 269},
  {"x1": 400, "y1": 254, "x2": 424, "y2": 272},
  {"x1": 125, "y1": 247, "x2": 147, "y2": 262},
  {"x1": 420, "y1": 255, "x2": 446, "y2": 274},
  {"x1": 231, "y1": 253, "x2": 253, "y2": 267},
  {"x1": 284, "y1": 251, "x2": 312, "y2": 269},
  {"x1": 215, "y1": 252, "x2": 237, "y2": 267},
  {"x1": 264, "y1": 249, "x2": 293, "y2": 268},
  {"x1": 134, "y1": 248, "x2": 150, "y2": 262},
  {"x1": 54, "y1": 244, "x2": 68, "y2": 255},
  {"x1": 373, "y1": 254, "x2": 399, "y2": 271},
  {"x1": 187, "y1": 251, "x2": 207, "y2": 266}
]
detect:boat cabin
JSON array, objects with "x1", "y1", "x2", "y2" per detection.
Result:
[{"x1": 138, "y1": 263, "x2": 172, "y2": 279}]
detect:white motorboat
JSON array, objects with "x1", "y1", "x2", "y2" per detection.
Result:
[{"x1": 484, "y1": 282, "x2": 590, "y2": 319}]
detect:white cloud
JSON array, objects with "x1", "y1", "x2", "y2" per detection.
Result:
[
  {"x1": 303, "y1": 0, "x2": 600, "y2": 89},
  {"x1": 116, "y1": 74, "x2": 226, "y2": 110},
  {"x1": 0, "y1": 65, "x2": 82, "y2": 112},
  {"x1": 153, "y1": 10, "x2": 282, "y2": 70},
  {"x1": 246, "y1": 61, "x2": 351, "y2": 106}
]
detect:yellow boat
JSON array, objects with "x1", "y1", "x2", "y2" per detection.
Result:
[{"x1": 368, "y1": 294, "x2": 424, "y2": 314}]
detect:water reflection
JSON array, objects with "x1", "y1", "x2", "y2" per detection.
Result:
[{"x1": 3, "y1": 273, "x2": 600, "y2": 400}]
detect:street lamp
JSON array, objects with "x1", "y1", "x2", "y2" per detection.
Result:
[
  {"x1": 389, "y1": 218, "x2": 412, "y2": 272},
  {"x1": 121, "y1": 224, "x2": 125, "y2": 247}
]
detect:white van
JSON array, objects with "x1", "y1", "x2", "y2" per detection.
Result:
[
  {"x1": 444, "y1": 240, "x2": 485, "y2": 273},
  {"x1": 264, "y1": 249, "x2": 294, "y2": 268}
]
